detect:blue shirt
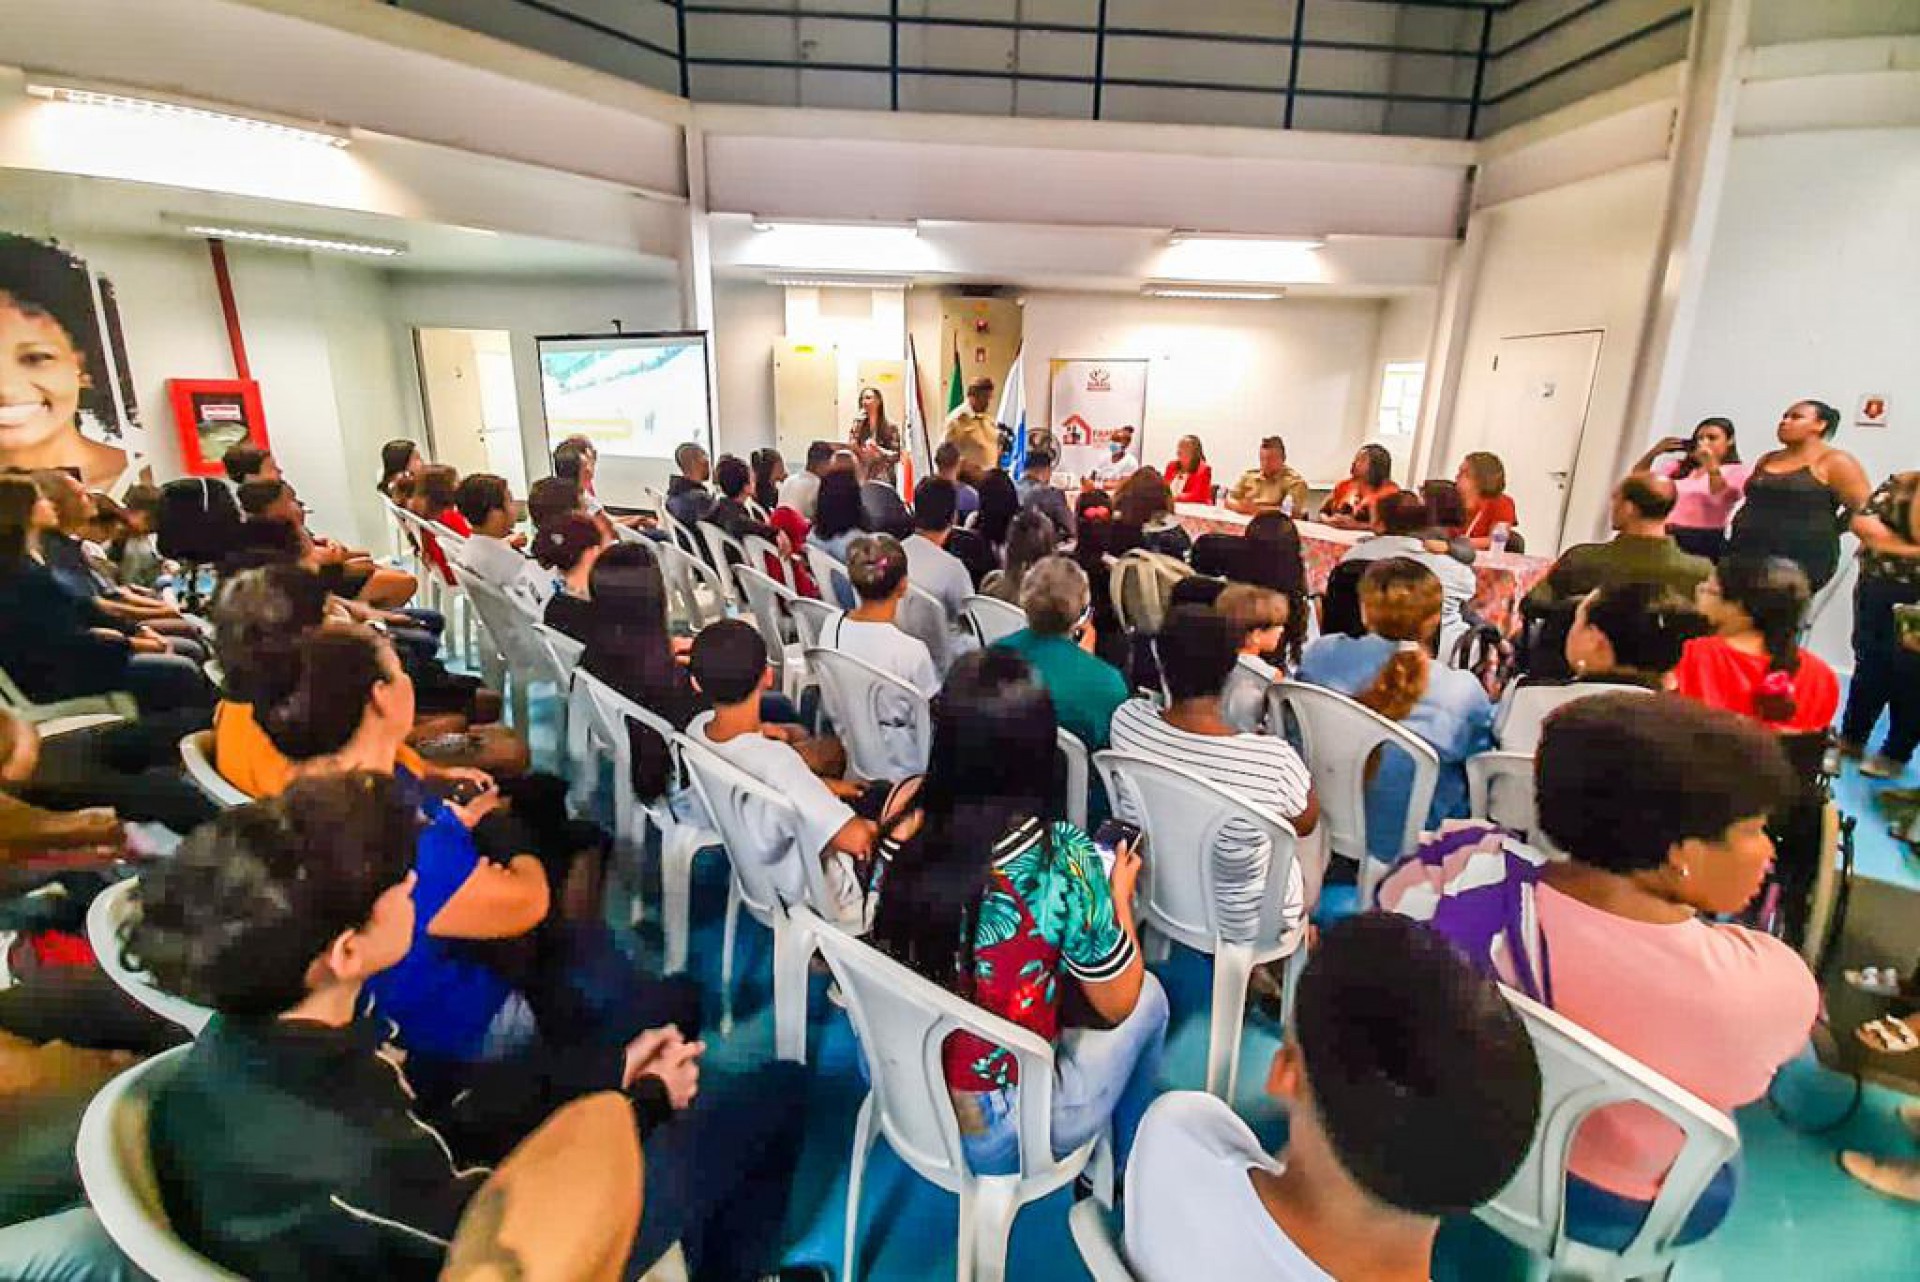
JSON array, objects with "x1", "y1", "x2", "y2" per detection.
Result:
[
  {"x1": 362, "y1": 776, "x2": 512, "y2": 1061},
  {"x1": 1295, "y1": 633, "x2": 1494, "y2": 861}
]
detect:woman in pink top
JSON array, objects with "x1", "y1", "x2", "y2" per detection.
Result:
[
  {"x1": 1635, "y1": 416, "x2": 1751, "y2": 561},
  {"x1": 1382, "y1": 692, "x2": 1816, "y2": 1249}
]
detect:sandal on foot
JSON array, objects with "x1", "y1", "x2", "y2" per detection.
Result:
[
  {"x1": 1845, "y1": 967, "x2": 1909, "y2": 997},
  {"x1": 1857, "y1": 1017, "x2": 1920, "y2": 1054},
  {"x1": 1840, "y1": 1151, "x2": 1920, "y2": 1203}
]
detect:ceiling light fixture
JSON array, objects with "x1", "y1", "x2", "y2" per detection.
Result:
[
  {"x1": 766, "y1": 274, "x2": 915, "y2": 290},
  {"x1": 1167, "y1": 230, "x2": 1323, "y2": 250},
  {"x1": 26, "y1": 81, "x2": 351, "y2": 148},
  {"x1": 1142, "y1": 283, "x2": 1286, "y2": 301},
  {"x1": 749, "y1": 217, "x2": 919, "y2": 236},
  {"x1": 162, "y1": 215, "x2": 405, "y2": 258}
]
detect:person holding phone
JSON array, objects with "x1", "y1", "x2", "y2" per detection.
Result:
[
  {"x1": 1634, "y1": 417, "x2": 1750, "y2": 561},
  {"x1": 869, "y1": 648, "x2": 1168, "y2": 1176}
]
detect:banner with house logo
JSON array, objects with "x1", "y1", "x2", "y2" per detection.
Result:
[{"x1": 1047, "y1": 358, "x2": 1149, "y2": 486}]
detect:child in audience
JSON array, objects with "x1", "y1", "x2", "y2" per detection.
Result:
[
  {"x1": 820, "y1": 534, "x2": 941, "y2": 776},
  {"x1": 686, "y1": 620, "x2": 881, "y2": 930},
  {"x1": 455, "y1": 472, "x2": 553, "y2": 610},
  {"x1": 131, "y1": 773, "x2": 817, "y2": 1282},
  {"x1": 1216, "y1": 583, "x2": 1292, "y2": 732},
  {"x1": 533, "y1": 512, "x2": 608, "y2": 642},
  {"x1": 1125, "y1": 914, "x2": 1541, "y2": 1282},
  {"x1": 870, "y1": 647, "x2": 1167, "y2": 1174},
  {"x1": 1380, "y1": 693, "x2": 1818, "y2": 1249}
]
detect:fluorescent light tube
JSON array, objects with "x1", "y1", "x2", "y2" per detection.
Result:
[
  {"x1": 1142, "y1": 284, "x2": 1286, "y2": 301},
  {"x1": 27, "y1": 81, "x2": 350, "y2": 148},
  {"x1": 163, "y1": 216, "x2": 405, "y2": 258}
]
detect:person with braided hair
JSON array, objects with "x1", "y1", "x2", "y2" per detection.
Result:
[{"x1": 1675, "y1": 556, "x2": 1838, "y2": 734}]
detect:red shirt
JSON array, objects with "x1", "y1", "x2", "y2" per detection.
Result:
[
  {"x1": 1673, "y1": 635, "x2": 1839, "y2": 734},
  {"x1": 1162, "y1": 460, "x2": 1214, "y2": 505},
  {"x1": 435, "y1": 508, "x2": 474, "y2": 538},
  {"x1": 1324, "y1": 478, "x2": 1400, "y2": 524},
  {"x1": 1464, "y1": 493, "x2": 1518, "y2": 541}
]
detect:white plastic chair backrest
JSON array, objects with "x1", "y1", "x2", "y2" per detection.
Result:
[
  {"x1": 800, "y1": 906, "x2": 1067, "y2": 1187},
  {"x1": 566, "y1": 669, "x2": 683, "y2": 810},
  {"x1": 1466, "y1": 750, "x2": 1549, "y2": 845},
  {"x1": 178, "y1": 731, "x2": 249, "y2": 810},
  {"x1": 896, "y1": 582, "x2": 954, "y2": 673},
  {"x1": 734, "y1": 565, "x2": 799, "y2": 683},
  {"x1": 1265, "y1": 680, "x2": 1439, "y2": 868},
  {"x1": 0, "y1": 663, "x2": 134, "y2": 730},
  {"x1": 657, "y1": 504, "x2": 702, "y2": 560},
  {"x1": 1057, "y1": 728, "x2": 1090, "y2": 831},
  {"x1": 676, "y1": 731, "x2": 835, "y2": 923},
  {"x1": 1219, "y1": 659, "x2": 1271, "y2": 734},
  {"x1": 655, "y1": 542, "x2": 729, "y2": 632},
  {"x1": 1069, "y1": 1200, "x2": 1138, "y2": 1282},
  {"x1": 741, "y1": 533, "x2": 796, "y2": 592},
  {"x1": 450, "y1": 563, "x2": 546, "y2": 673},
  {"x1": 391, "y1": 507, "x2": 456, "y2": 585},
  {"x1": 696, "y1": 521, "x2": 746, "y2": 593},
  {"x1": 806, "y1": 646, "x2": 932, "y2": 781},
  {"x1": 1497, "y1": 682, "x2": 1652, "y2": 755},
  {"x1": 530, "y1": 621, "x2": 586, "y2": 691},
  {"x1": 1092, "y1": 750, "x2": 1299, "y2": 953},
  {"x1": 77, "y1": 1046, "x2": 243, "y2": 1281},
  {"x1": 85, "y1": 879, "x2": 214, "y2": 1035},
  {"x1": 1486, "y1": 986, "x2": 1741, "y2": 1272},
  {"x1": 963, "y1": 594, "x2": 1028, "y2": 648},
  {"x1": 789, "y1": 596, "x2": 838, "y2": 649},
  {"x1": 806, "y1": 544, "x2": 853, "y2": 607}
]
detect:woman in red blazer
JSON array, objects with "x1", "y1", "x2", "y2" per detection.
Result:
[{"x1": 1163, "y1": 434, "x2": 1215, "y2": 505}]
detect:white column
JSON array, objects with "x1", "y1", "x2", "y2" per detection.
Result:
[
  {"x1": 679, "y1": 121, "x2": 721, "y2": 455},
  {"x1": 1410, "y1": 190, "x2": 1489, "y2": 487}
]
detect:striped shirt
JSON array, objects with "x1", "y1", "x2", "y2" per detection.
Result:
[{"x1": 1107, "y1": 699, "x2": 1312, "y2": 946}]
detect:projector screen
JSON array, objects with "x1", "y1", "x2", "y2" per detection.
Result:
[{"x1": 535, "y1": 331, "x2": 712, "y2": 504}]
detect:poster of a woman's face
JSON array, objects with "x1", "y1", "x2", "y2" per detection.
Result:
[{"x1": 0, "y1": 233, "x2": 143, "y2": 492}]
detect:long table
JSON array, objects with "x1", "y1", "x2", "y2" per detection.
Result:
[{"x1": 1173, "y1": 503, "x2": 1554, "y2": 634}]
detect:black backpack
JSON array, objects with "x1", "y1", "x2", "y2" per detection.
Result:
[{"x1": 155, "y1": 477, "x2": 242, "y2": 565}]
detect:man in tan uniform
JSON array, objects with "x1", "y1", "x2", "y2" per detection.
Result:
[
  {"x1": 941, "y1": 376, "x2": 999, "y2": 479},
  {"x1": 1225, "y1": 435, "x2": 1313, "y2": 515}
]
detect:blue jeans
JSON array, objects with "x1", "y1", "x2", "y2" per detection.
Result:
[{"x1": 957, "y1": 972, "x2": 1169, "y2": 1176}]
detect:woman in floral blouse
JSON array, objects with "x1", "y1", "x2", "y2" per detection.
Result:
[{"x1": 870, "y1": 648, "x2": 1169, "y2": 1175}]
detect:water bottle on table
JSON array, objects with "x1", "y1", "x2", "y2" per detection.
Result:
[{"x1": 1489, "y1": 522, "x2": 1511, "y2": 554}]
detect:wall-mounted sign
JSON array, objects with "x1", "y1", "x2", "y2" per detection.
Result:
[
  {"x1": 1856, "y1": 393, "x2": 1889, "y2": 429},
  {"x1": 169, "y1": 378, "x2": 267, "y2": 477},
  {"x1": 1048, "y1": 357, "x2": 1149, "y2": 484}
]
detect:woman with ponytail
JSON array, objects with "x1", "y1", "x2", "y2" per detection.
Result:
[
  {"x1": 1727, "y1": 399, "x2": 1871, "y2": 592},
  {"x1": 1297, "y1": 558, "x2": 1494, "y2": 861},
  {"x1": 1677, "y1": 556, "x2": 1839, "y2": 733}
]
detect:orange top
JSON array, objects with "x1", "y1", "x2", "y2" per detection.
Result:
[{"x1": 213, "y1": 700, "x2": 428, "y2": 798}]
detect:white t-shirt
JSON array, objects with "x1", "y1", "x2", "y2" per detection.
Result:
[
  {"x1": 458, "y1": 533, "x2": 555, "y2": 611},
  {"x1": 1092, "y1": 450, "x2": 1143, "y2": 487},
  {"x1": 819, "y1": 612, "x2": 939, "y2": 780},
  {"x1": 777, "y1": 470, "x2": 822, "y2": 521},
  {"x1": 1108, "y1": 699, "x2": 1310, "y2": 948},
  {"x1": 903, "y1": 533, "x2": 973, "y2": 623},
  {"x1": 686, "y1": 712, "x2": 865, "y2": 926},
  {"x1": 1126, "y1": 1093, "x2": 1334, "y2": 1282}
]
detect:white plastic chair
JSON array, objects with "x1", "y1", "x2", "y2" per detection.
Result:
[
  {"x1": 790, "y1": 596, "x2": 840, "y2": 649},
  {"x1": 1495, "y1": 681, "x2": 1652, "y2": 755},
  {"x1": 1067, "y1": 1200, "x2": 1136, "y2": 1282},
  {"x1": 1057, "y1": 728, "x2": 1090, "y2": 831},
  {"x1": 0, "y1": 665, "x2": 135, "y2": 738},
  {"x1": 804, "y1": 907, "x2": 1107, "y2": 1282},
  {"x1": 734, "y1": 565, "x2": 809, "y2": 701},
  {"x1": 898, "y1": 582, "x2": 958, "y2": 675},
  {"x1": 76, "y1": 1046, "x2": 242, "y2": 1281},
  {"x1": 1465, "y1": 750, "x2": 1559, "y2": 854},
  {"x1": 742, "y1": 533, "x2": 797, "y2": 592},
  {"x1": 806, "y1": 544, "x2": 853, "y2": 608},
  {"x1": 677, "y1": 734, "x2": 853, "y2": 1062},
  {"x1": 1265, "y1": 680, "x2": 1439, "y2": 908},
  {"x1": 530, "y1": 621, "x2": 586, "y2": 749},
  {"x1": 1483, "y1": 986, "x2": 1742, "y2": 1282},
  {"x1": 178, "y1": 731, "x2": 249, "y2": 809},
  {"x1": 963, "y1": 594, "x2": 1028, "y2": 649},
  {"x1": 85, "y1": 878, "x2": 214, "y2": 1035},
  {"x1": 807, "y1": 647, "x2": 932, "y2": 782},
  {"x1": 1093, "y1": 750, "x2": 1301, "y2": 1102},
  {"x1": 695, "y1": 521, "x2": 747, "y2": 605},
  {"x1": 451, "y1": 563, "x2": 548, "y2": 729},
  {"x1": 656, "y1": 541, "x2": 730, "y2": 633},
  {"x1": 566, "y1": 671, "x2": 716, "y2": 965},
  {"x1": 1219, "y1": 658, "x2": 1272, "y2": 734}
]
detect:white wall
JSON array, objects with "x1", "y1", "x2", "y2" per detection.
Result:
[
  {"x1": 1442, "y1": 163, "x2": 1669, "y2": 550},
  {"x1": 712, "y1": 280, "x2": 787, "y2": 458},
  {"x1": 1670, "y1": 126, "x2": 1920, "y2": 668},
  {"x1": 1002, "y1": 291, "x2": 1387, "y2": 487}
]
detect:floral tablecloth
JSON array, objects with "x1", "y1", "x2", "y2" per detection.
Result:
[{"x1": 1174, "y1": 504, "x2": 1553, "y2": 634}]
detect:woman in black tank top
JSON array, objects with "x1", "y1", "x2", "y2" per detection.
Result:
[{"x1": 1727, "y1": 399, "x2": 1871, "y2": 593}]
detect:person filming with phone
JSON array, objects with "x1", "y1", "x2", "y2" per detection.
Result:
[{"x1": 868, "y1": 648, "x2": 1169, "y2": 1180}]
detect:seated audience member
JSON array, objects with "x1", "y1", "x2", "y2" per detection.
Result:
[
  {"x1": 529, "y1": 475, "x2": 588, "y2": 532},
  {"x1": 33, "y1": 469, "x2": 205, "y2": 654},
  {"x1": 1126, "y1": 914, "x2": 1541, "y2": 1282},
  {"x1": 0, "y1": 709, "x2": 125, "y2": 868},
  {"x1": 1233, "y1": 513, "x2": 1311, "y2": 669},
  {"x1": 709, "y1": 454, "x2": 785, "y2": 552},
  {"x1": 1109, "y1": 606, "x2": 1316, "y2": 939},
  {"x1": 1217, "y1": 583, "x2": 1291, "y2": 732},
  {"x1": 778, "y1": 441, "x2": 834, "y2": 521},
  {"x1": 1676, "y1": 556, "x2": 1839, "y2": 734},
  {"x1": 410, "y1": 464, "x2": 469, "y2": 537},
  {"x1": 1456, "y1": 451, "x2": 1518, "y2": 548},
  {"x1": 1071, "y1": 490, "x2": 1127, "y2": 669},
  {"x1": 1381, "y1": 694, "x2": 1818, "y2": 1245},
  {"x1": 1319, "y1": 444, "x2": 1400, "y2": 529},
  {"x1": 996, "y1": 555, "x2": 1129, "y2": 751},
  {"x1": 806, "y1": 468, "x2": 872, "y2": 605},
  {"x1": 1529, "y1": 472, "x2": 1712, "y2": 608},
  {"x1": 1225, "y1": 436, "x2": 1312, "y2": 517},
  {"x1": 378, "y1": 438, "x2": 423, "y2": 497},
  {"x1": 456, "y1": 473, "x2": 553, "y2": 609},
  {"x1": 750, "y1": 447, "x2": 785, "y2": 512},
  {"x1": 0, "y1": 476, "x2": 210, "y2": 717},
  {"x1": 974, "y1": 468, "x2": 1021, "y2": 556},
  {"x1": 981, "y1": 509, "x2": 1058, "y2": 605},
  {"x1": 1114, "y1": 467, "x2": 1193, "y2": 560},
  {"x1": 1419, "y1": 478, "x2": 1476, "y2": 557},
  {"x1": 1163, "y1": 434, "x2": 1214, "y2": 506},
  {"x1": 1298, "y1": 558, "x2": 1493, "y2": 864},
  {"x1": 871, "y1": 647, "x2": 1168, "y2": 1172},
  {"x1": 860, "y1": 470, "x2": 914, "y2": 540},
  {"x1": 1091, "y1": 424, "x2": 1142, "y2": 489},
  {"x1": 665, "y1": 442, "x2": 715, "y2": 532},
  {"x1": 553, "y1": 436, "x2": 651, "y2": 535},
  {"x1": 934, "y1": 440, "x2": 982, "y2": 522},
  {"x1": 108, "y1": 482, "x2": 167, "y2": 589},
  {"x1": 819, "y1": 534, "x2": 941, "y2": 705},
  {"x1": 903, "y1": 478, "x2": 976, "y2": 650},
  {"x1": 239, "y1": 476, "x2": 419, "y2": 609},
  {"x1": 686, "y1": 620, "x2": 879, "y2": 929},
  {"x1": 1338, "y1": 491, "x2": 1476, "y2": 658},
  {"x1": 132, "y1": 773, "x2": 815, "y2": 1282},
  {"x1": 534, "y1": 513, "x2": 609, "y2": 643},
  {"x1": 580, "y1": 543, "x2": 703, "y2": 794},
  {"x1": 1015, "y1": 449, "x2": 1075, "y2": 540},
  {"x1": 1496, "y1": 582, "x2": 1707, "y2": 753},
  {"x1": 221, "y1": 440, "x2": 281, "y2": 487}
]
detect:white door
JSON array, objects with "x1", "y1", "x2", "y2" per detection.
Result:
[{"x1": 1479, "y1": 330, "x2": 1603, "y2": 553}]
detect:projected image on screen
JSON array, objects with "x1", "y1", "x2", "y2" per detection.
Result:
[{"x1": 536, "y1": 333, "x2": 710, "y2": 462}]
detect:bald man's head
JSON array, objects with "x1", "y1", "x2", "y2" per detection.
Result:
[{"x1": 1613, "y1": 471, "x2": 1677, "y2": 533}]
